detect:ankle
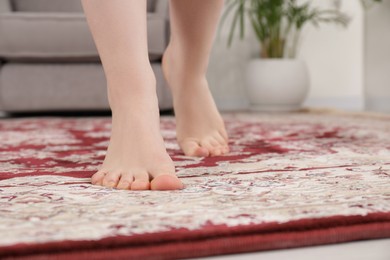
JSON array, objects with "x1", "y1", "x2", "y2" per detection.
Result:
[
  {"x1": 106, "y1": 68, "x2": 157, "y2": 107},
  {"x1": 106, "y1": 63, "x2": 156, "y2": 87},
  {"x1": 164, "y1": 43, "x2": 208, "y2": 79}
]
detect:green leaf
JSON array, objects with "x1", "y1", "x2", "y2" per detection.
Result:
[{"x1": 227, "y1": 2, "x2": 242, "y2": 47}]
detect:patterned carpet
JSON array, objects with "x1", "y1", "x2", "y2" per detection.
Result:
[{"x1": 0, "y1": 111, "x2": 389, "y2": 259}]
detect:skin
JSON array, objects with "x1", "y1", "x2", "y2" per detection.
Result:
[{"x1": 81, "y1": 0, "x2": 228, "y2": 191}]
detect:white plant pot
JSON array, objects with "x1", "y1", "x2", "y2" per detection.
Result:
[{"x1": 245, "y1": 59, "x2": 310, "y2": 112}]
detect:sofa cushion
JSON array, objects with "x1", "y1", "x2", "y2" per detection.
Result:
[
  {"x1": 11, "y1": 0, "x2": 84, "y2": 13},
  {"x1": 11, "y1": 0, "x2": 157, "y2": 13},
  {"x1": 0, "y1": 63, "x2": 110, "y2": 111},
  {"x1": 0, "y1": 12, "x2": 167, "y2": 61},
  {"x1": 0, "y1": 62, "x2": 172, "y2": 111}
]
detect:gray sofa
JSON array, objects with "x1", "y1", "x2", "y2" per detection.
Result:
[{"x1": 0, "y1": 0, "x2": 173, "y2": 112}]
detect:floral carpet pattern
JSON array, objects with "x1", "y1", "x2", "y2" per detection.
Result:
[{"x1": 0, "y1": 111, "x2": 389, "y2": 259}]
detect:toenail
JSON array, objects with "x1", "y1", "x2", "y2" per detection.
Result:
[
  {"x1": 107, "y1": 181, "x2": 116, "y2": 187},
  {"x1": 118, "y1": 181, "x2": 129, "y2": 187},
  {"x1": 92, "y1": 180, "x2": 101, "y2": 185}
]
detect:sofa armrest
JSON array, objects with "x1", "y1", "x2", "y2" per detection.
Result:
[{"x1": 0, "y1": 0, "x2": 12, "y2": 13}]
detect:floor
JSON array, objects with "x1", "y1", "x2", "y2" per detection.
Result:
[{"x1": 196, "y1": 239, "x2": 390, "y2": 260}]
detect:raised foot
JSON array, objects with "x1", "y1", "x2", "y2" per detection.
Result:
[{"x1": 162, "y1": 46, "x2": 230, "y2": 157}]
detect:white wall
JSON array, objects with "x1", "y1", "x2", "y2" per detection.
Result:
[
  {"x1": 208, "y1": 0, "x2": 365, "y2": 111},
  {"x1": 207, "y1": 23, "x2": 254, "y2": 110},
  {"x1": 299, "y1": 0, "x2": 364, "y2": 111},
  {"x1": 364, "y1": 0, "x2": 390, "y2": 113}
]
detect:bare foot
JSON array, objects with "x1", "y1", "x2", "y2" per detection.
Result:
[
  {"x1": 162, "y1": 46, "x2": 229, "y2": 157},
  {"x1": 91, "y1": 73, "x2": 183, "y2": 190}
]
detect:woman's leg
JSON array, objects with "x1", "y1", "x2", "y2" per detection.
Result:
[
  {"x1": 81, "y1": 0, "x2": 183, "y2": 190},
  {"x1": 163, "y1": 0, "x2": 229, "y2": 157}
]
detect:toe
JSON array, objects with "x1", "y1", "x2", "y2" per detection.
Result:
[
  {"x1": 131, "y1": 171, "x2": 150, "y2": 190},
  {"x1": 214, "y1": 132, "x2": 228, "y2": 146},
  {"x1": 180, "y1": 139, "x2": 209, "y2": 157},
  {"x1": 131, "y1": 181, "x2": 150, "y2": 190},
  {"x1": 102, "y1": 171, "x2": 121, "y2": 188},
  {"x1": 151, "y1": 174, "x2": 184, "y2": 190},
  {"x1": 222, "y1": 145, "x2": 230, "y2": 154},
  {"x1": 91, "y1": 170, "x2": 106, "y2": 185},
  {"x1": 212, "y1": 147, "x2": 222, "y2": 156},
  {"x1": 219, "y1": 128, "x2": 229, "y2": 142},
  {"x1": 195, "y1": 146, "x2": 209, "y2": 157},
  {"x1": 200, "y1": 138, "x2": 220, "y2": 157},
  {"x1": 116, "y1": 172, "x2": 134, "y2": 190},
  {"x1": 214, "y1": 133, "x2": 229, "y2": 155}
]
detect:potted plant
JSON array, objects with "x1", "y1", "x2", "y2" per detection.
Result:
[{"x1": 220, "y1": 0, "x2": 350, "y2": 111}]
